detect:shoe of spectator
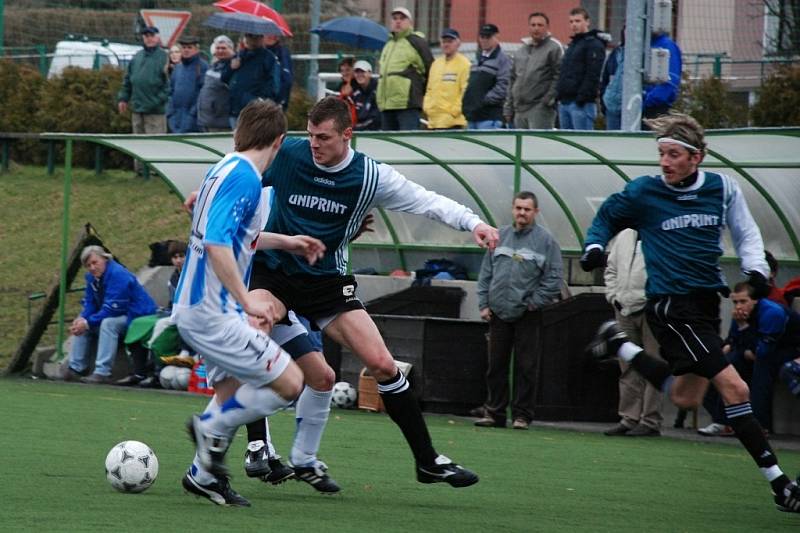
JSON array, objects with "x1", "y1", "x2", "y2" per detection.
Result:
[
  {"x1": 138, "y1": 376, "x2": 162, "y2": 389},
  {"x1": 115, "y1": 374, "x2": 145, "y2": 386},
  {"x1": 512, "y1": 418, "x2": 529, "y2": 430},
  {"x1": 81, "y1": 373, "x2": 112, "y2": 385},
  {"x1": 61, "y1": 366, "x2": 86, "y2": 382},
  {"x1": 603, "y1": 423, "x2": 633, "y2": 436},
  {"x1": 697, "y1": 422, "x2": 734, "y2": 437},
  {"x1": 626, "y1": 423, "x2": 661, "y2": 437},
  {"x1": 469, "y1": 406, "x2": 486, "y2": 418},
  {"x1": 474, "y1": 416, "x2": 506, "y2": 428}
]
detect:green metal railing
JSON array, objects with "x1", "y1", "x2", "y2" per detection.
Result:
[{"x1": 36, "y1": 128, "x2": 800, "y2": 357}]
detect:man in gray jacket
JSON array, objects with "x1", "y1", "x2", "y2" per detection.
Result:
[
  {"x1": 504, "y1": 12, "x2": 563, "y2": 129},
  {"x1": 475, "y1": 191, "x2": 563, "y2": 429}
]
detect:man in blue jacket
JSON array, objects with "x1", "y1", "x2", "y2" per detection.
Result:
[
  {"x1": 222, "y1": 33, "x2": 280, "y2": 128},
  {"x1": 264, "y1": 34, "x2": 293, "y2": 111},
  {"x1": 642, "y1": 32, "x2": 682, "y2": 127},
  {"x1": 62, "y1": 246, "x2": 157, "y2": 384},
  {"x1": 167, "y1": 36, "x2": 208, "y2": 133}
]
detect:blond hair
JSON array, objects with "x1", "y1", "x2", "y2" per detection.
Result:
[{"x1": 645, "y1": 113, "x2": 707, "y2": 154}]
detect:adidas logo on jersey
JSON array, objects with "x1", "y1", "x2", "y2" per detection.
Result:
[
  {"x1": 313, "y1": 176, "x2": 336, "y2": 187},
  {"x1": 288, "y1": 194, "x2": 348, "y2": 214}
]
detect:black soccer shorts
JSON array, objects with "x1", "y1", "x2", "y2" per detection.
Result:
[
  {"x1": 249, "y1": 260, "x2": 365, "y2": 329},
  {"x1": 645, "y1": 291, "x2": 729, "y2": 379}
]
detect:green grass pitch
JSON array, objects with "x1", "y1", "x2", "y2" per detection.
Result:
[{"x1": 0, "y1": 378, "x2": 798, "y2": 532}]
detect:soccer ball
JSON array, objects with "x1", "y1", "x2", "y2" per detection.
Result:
[
  {"x1": 331, "y1": 381, "x2": 357, "y2": 409},
  {"x1": 159, "y1": 365, "x2": 177, "y2": 389},
  {"x1": 104, "y1": 440, "x2": 159, "y2": 493},
  {"x1": 173, "y1": 367, "x2": 191, "y2": 390}
]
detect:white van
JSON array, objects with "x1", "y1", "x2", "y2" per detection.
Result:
[{"x1": 47, "y1": 40, "x2": 143, "y2": 78}]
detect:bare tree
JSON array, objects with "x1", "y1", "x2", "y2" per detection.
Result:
[{"x1": 762, "y1": 0, "x2": 800, "y2": 55}]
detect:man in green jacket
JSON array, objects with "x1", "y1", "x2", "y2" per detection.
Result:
[
  {"x1": 376, "y1": 7, "x2": 433, "y2": 130},
  {"x1": 118, "y1": 26, "x2": 170, "y2": 140}
]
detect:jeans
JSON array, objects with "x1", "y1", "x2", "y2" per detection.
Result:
[
  {"x1": 68, "y1": 315, "x2": 128, "y2": 377},
  {"x1": 558, "y1": 101, "x2": 597, "y2": 130},
  {"x1": 605, "y1": 111, "x2": 622, "y2": 130},
  {"x1": 381, "y1": 109, "x2": 420, "y2": 130},
  {"x1": 468, "y1": 119, "x2": 503, "y2": 130}
]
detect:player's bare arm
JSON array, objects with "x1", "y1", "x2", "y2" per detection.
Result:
[{"x1": 257, "y1": 233, "x2": 326, "y2": 265}]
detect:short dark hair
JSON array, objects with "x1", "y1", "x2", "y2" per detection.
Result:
[
  {"x1": 308, "y1": 96, "x2": 353, "y2": 132},
  {"x1": 338, "y1": 57, "x2": 355, "y2": 69},
  {"x1": 168, "y1": 240, "x2": 187, "y2": 257},
  {"x1": 732, "y1": 281, "x2": 757, "y2": 298},
  {"x1": 234, "y1": 99, "x2": 287, "y2": 152},
  {"x1": 529, "y1": 12, "x2": 550, "y2": 25},
  {"x1": 514, "y1": 190, "x2": 538, "y2": 207},
  {"x1": 765, "y1": 250, "x2": 778, "y2": 275},
  {"x1": 570, "y1": 7, "x2": 590, "y2": 19}
]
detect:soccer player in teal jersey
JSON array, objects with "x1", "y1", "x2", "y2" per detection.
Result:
[
  {"x1": 250, "y1": 96, "x2": 499, "y2": 490},
  {"x1": 580, "y1": 113, "x2": 800, "y2": 513}
]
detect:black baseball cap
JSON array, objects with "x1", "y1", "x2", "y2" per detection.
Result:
[
  {"x1": 178, "y1": 35, "x2": 200, "y2": 45},
  {"x1": 479, "y1": 23, "x2": 499, "y2": 36},
  {"x1": 140, "y1": 26, "x2": 159, "y2": 35},
  {"x1": 441, "y1": 28, "x2": 460, "y2": 39}
]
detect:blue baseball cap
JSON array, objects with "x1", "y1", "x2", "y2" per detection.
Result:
[
  {"x1": 140, "y1": 26, "x2": 159, "y2": 35},
  {"x1": 441, "y1": 28, "x2": 460, "y2": 40}
]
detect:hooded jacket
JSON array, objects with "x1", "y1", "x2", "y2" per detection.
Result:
[
  {"x1": 80, "y1": 260, "x2": 157, "y2": 328},
  {"x1": 423, "y1": 52, "x2": 470, "y2": 128},
  {"x1": 462, "y1": 45, "x2": 512, "y2": 122},
  {"x1": 197, "y1": 59, "x2": 231, "y2": 130},
  {"x1": 604, "y1": 228, "x2": 647, "y2": 316},
  {"x1": 376, "y1": 28, "x2": 434, "y2": 111},
  {"x1": 118, "y1": 46, "x2": 169, "y2": 114},
  {"x1": 643, "y1": 33, "x2": 682, "y2": 111},
  {"x1": 556, "y1": 29, "x2": 606, "y2": 104},
  {"x1": 504, "y1": 35, "x2": 563, "y2": 116}
]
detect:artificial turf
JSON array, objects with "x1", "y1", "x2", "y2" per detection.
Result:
[{"x1": 1, "y1": 378, "x2": 798, "y2": 532}]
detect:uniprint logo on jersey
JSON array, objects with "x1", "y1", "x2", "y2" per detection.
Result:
[
  {"x1": 288, "y1": 194, "x2": 348, "y2": 214},
  {"x1": 661, "y1": 213, "x2": 720, "y2": 231}
]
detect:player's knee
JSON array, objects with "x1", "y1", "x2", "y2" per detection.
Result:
[
  {"x1": 726, "y1": 381, "x2": 750, "y2": 404},
  {"x1": 306, "y1": 363, "x2": 335, "y2": 391},
  {"x1": 365, "y1": 355, "x2": 397, "y2": 382}
]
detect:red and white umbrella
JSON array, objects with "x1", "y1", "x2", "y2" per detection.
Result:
[{"x1": 213, "y1": 0, "x2": 293, "y2": 37}]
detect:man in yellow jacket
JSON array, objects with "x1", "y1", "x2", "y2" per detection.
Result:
[
  {"x1": 423, "y1": 28, "x2": 471, "y2": 129},
  {"x1": 377, "y1": 7, "x2": 433, "y2": 130}
]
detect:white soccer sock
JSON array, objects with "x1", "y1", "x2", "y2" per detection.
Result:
[
  {"x1": 290, "y1": 386, "x2": 332, "y2": 466},
  {"x1": 190, "y1": 396, "x2": 221, "y2": 485},
  {"x1": 618, "y1": 341, "x2": 643, "y2": 362},
  {"x1": 202, "y1": 384, "x2": 292, "y2": 438}
]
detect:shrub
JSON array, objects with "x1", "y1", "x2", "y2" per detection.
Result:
[
  {"x1": 751, "y1": 65, "x2": 800, "y2": 126},
  {"x1": 673, "y1": 74, "x2": 748, "y2": 129},
  {"x1": 286, "y1": 85, "x2": 315, "y2": 131},
  {"x1": 36, "y1": 66, "x2": 131, "y2": 167}
]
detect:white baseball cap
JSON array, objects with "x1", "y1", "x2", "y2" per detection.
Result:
[
  {"x1": 353, "y1": 60, "x2": 373, "y2": 72},
  {"x1": 391, "y1": 7, "x2": 412, "y2": 20}
]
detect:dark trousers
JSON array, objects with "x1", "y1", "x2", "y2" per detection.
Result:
[
  {"x1": 381, "y1": 109, "x2": 420, "y2": 130},
  {"x1": 483, "y1": 310, "x2": 539, "y2": 422}
]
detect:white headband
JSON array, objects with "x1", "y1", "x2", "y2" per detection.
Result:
[{"x1": 657, "y1": 137, "x2": 700, "y2": 152}]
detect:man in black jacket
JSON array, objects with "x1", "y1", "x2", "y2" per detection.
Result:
[
  {"x1": 556, "y1": 7, "x2": 605, "y2": 130},
  {"x1": 462, "y1": 24, "x2": 512, "y2": 129}
]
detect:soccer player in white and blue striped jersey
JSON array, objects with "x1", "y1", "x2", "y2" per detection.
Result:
[
  {"x1": 581, "y1": 113, "x2": 799, "y2": 513},
  {"x1": 173, "y1": 100, "x2": 326, "y2": 507}
]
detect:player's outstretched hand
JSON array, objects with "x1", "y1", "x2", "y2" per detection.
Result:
[
  {"x1": 473, "y1": 223, "x2": 499, "y2": 249},
  {"x1": 286, "y1": 235, "x2": 326, "y2": 265},
  {"x1": 183, "y1": 190, "x2": 199, "y2": 214},
  {"x1": 579, "y1": 247, "x2": 606, "y2": 272}
]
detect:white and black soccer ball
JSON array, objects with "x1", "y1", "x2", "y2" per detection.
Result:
[
  {"x1": 104, "y1": 440, "x2": 159, "y2": 493},
  {"x1": 331, "y1": 381, "x2": 357, "y2": 409},
  {"x1": 159, "y1": 365, "x2": 177, "y2": 389},
  {"x1": 172, "y1": 367, "x2": 191, "y2": 390}
]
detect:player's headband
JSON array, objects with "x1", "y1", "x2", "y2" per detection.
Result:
[{"x1": 657, "y1": 137, "x2": 700, "y2": 152}]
